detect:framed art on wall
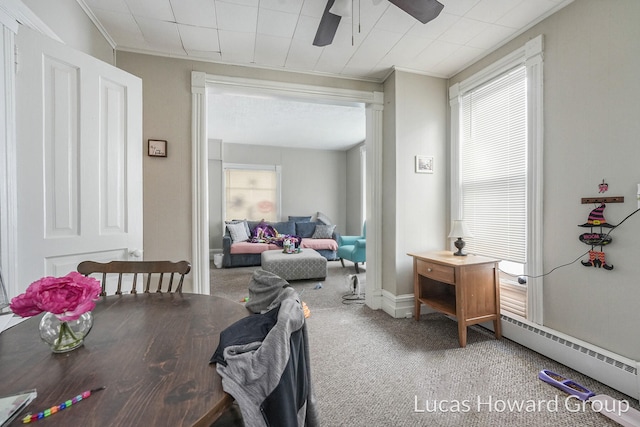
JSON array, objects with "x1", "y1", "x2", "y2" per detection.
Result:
[
  {"x1": 415, "y1": 155, "x2": 433, "y2": 174},
  {"x1": 148, "y1": 139, "x2": 167, "y2": 157}
]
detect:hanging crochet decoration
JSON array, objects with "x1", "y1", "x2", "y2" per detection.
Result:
[{"x1": 579, "y1": 203, "x2": 613, "y2": 270}]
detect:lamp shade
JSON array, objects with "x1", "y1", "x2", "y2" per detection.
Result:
[
  {"x1": 329, "y1": 0, "x2": 352, "y2": 17},
  {"x1": 448, "y1": 220, "x2": 472, "y2": 238}
]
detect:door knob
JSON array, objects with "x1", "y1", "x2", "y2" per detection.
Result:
[{"x1": 129, "y1": 249, "x2": 143, "y2": 258}]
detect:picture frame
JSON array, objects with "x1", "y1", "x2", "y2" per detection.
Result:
[
  {"x1": 148, "y1": 139, "x2": 167, "y2": 157},
  {"x1": 415, "y1": 155, "x2": 433, "y2": 174}
]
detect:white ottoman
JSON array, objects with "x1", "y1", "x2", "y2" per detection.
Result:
[{"x1": 261, "y1": 248, "x2": 327, "y2": 281}]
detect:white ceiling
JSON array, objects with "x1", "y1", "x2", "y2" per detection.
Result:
[
  {"x1": 208, "y1": 92, "x2": 366, "y2": 150},
  {"x1": 79, "y1": 0, "x2": 572, "y2": 149}
]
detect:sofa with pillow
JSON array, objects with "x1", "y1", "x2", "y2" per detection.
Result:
[{"x1": 222, "y1": 217, "x2": 340, "y2": 268}]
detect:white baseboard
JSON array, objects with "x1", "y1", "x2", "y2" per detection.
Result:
[
  {"x1": 381, "y1": 292, "x2": 639, "y2": 401},
  {"x1": 501, "y1": 315, "x2": 639, "y2": 401}
]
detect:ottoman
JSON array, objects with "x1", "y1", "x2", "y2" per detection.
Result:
[{"x1": 261, "y1": 248, "x2": 327, "y2": 281}]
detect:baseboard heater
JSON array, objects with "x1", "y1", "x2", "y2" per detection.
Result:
[{"x1": 500, "y1": 315, "x2": 639, "y2": 401}]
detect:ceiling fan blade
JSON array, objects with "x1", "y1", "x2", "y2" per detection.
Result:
[
  {"x1": 313, "y1": 0, "x2": 342, "y2": 47},
  {"x1": 388, "y1": 0, "x2": 444, "y2": 24}
]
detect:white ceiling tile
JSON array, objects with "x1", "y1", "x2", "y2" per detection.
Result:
[
  {"x1": 347, "y1": 28, "x2": 403, "y2": 66},
  {"x1": 374, "y1": 3, "x2": 417, "y2": 34},
  {"x1": 292, "y1": 14, "x2": 321, "y2": 44},
  {"x1": 218, "y1": 30, "x2": 256, "y2": 63},
  {"x1": 85, "y1": 0, "x2": 130, "y2": 14},
  {"x1": 407, "y1": 12, "x2": 459, "y2": 39},
  {"x1": 285, "y1": 39, "x2": 323, "y2": 70},
  {"x1": 260, "y1": 0, "x2": 304, "y2": 14},
  {"x1": 178, "y1": 25, "x2": 220, "y2": 52},
  {"x1": 170, "y1": 0, "x2": 217, "y2": 28},
  {"x1": 216, "y1": 0, "x2": 258, "y2": 7},
  {"x1": 253, "y1": 35, "x2": 291, "y2": 67},
  {"x1": 464, "y1": 0, "x2": 520, "y2": 23},
  {"x1": 466, "y1": 24, "x2": 516, "y2": 49},
  {"x1": 409, "y1": 39, "x2": 461, "y2": 70},
  {"x1": 216, "y1": 1, "x2": 258, "y2": 32},
  {"x1": 92, "y1": 8, "x2": 147, "y2": 47},
  {"x1": 84, "y1": 0, "x2": 572, "y2": 81},
  {"x1": 314, "y1": 45, "x2": 353, "y2": 75},
  {"x1": 439, "y1": 17, "x2": 490, "y2": 45},
  {"x1": 257, "y1": 9, "x2": 298, "y2": 38},
  {"x1": 358, "y1": 1, "x2": 391, "y2": 34},
  {"x1": 136, "y1": 17, "x2": 185, "y2": 52},
  {"x1": 376, "y1": 34, "x2": 434, "y2": 69},
  {"x1": 439, "y1": 0, "x2": 482, "y2": 17},
  {"x1": 300, "y1": 0, "x2": 327, "y2": 18},
  {"x1": 431, "y1": 44, "x2": 485, "y2": 74},
  {"x1": 126, "y1": 0, "x2": 174, "y2": 21},
  {"x1": 496, "y1": 0, "x2": 559, "y2": 29}
]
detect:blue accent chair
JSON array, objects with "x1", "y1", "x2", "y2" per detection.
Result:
[{"x1": 337, "y1": 222, "x2": 366, "y2": 273}]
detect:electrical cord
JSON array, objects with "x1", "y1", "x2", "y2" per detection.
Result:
[
  {"x1": 342, "y1": 292, "x2": 365, "y2": 305},
  {"x1": 501, "y1": 206, "x2": 640, "y2": 281}
]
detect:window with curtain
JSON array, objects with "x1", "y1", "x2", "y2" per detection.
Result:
[
  {"x1": 450, "y1": 35, "x2": 544, "y2": 321},
  {"x1": 224, "y1": 164, "x2": 280, "y2": 222}
]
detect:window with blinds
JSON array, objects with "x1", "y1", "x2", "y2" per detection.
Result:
[
  {"x1": 460, "y1": 66, "x2": 527, "y2": 264},
  {"x1": 451, "y1": 35, "x2": 544, "y2": 322}
]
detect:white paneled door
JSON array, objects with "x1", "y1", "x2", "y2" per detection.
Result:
[{"x1": 14, "y1": 26, "x2": 143, "y2": 294}]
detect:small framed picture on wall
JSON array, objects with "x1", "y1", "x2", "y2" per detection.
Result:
[
  {"x1": 415, "y1": 155, "x2": 433, "y2": 174},
  {"x1": 148, "y1": 139, "x2": 167, "y2": 157}
]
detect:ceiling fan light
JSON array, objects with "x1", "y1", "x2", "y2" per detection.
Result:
[{"x1": 329, "y1": 0, "x2": 352, "y2": 17}]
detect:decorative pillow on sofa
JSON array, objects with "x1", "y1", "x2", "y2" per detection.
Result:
[
  {"x1": 226, "y1": 221, "x2": 250, "y2": 243},
  {"x1": 312, "y1": 224, "x2": 335, "y2": 239},
  {"x1": 289, "y1": 215, "x2": 312, "y2": 222},
  {"x1": 273, "y1": 221, "x2": 295, "y2": 236},
  {"x1": 316, "y1": 211, "x2": 333, "y2": 225},
  {"x1": 296, "y1": 222, "x2": 318, "y2": 238},
  {"x1": 225, "y1": 219, "x2": 250, "y2": 238}
]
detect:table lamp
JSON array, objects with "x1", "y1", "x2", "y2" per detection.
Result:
[{"x1": 448, "y1": 220, "x2": 472, "y2": 256}]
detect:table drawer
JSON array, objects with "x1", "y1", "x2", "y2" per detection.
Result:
[{"x1": 417, "y1": 259, "x2": 455, "y2": 283}]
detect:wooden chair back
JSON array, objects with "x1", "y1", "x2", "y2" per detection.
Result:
[{"x1": 77, "y1": 260, "x2": 191, "y2": 296}]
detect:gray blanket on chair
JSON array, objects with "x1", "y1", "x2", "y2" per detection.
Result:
[{"x1": 245, "y1": 269, "x2": 293, "y2": 314}]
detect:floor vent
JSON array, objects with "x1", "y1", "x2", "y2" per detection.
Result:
[{"x1": 502, "y1": 315, "x2": 638, "y2": 399}]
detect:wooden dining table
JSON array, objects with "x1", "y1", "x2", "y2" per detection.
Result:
[{"x1": 0, "y1": 292, "x2": 249, "y2": 426}]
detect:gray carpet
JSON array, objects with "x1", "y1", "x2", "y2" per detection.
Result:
[{"x1": 211, "y1": 260, "x2": 639, "y2": 426}]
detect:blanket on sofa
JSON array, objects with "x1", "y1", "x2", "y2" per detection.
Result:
[{"x1": 249, "y1": 221, "x2": 300, "y2": 247}]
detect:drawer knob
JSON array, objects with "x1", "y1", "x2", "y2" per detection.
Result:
[{"x1": 427, "y1": 268, "x2": 432, "y2": 272}]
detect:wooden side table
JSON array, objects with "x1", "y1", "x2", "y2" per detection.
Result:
[{"x1": 408, "y1": 250, "x2": 502, "y2": 347}]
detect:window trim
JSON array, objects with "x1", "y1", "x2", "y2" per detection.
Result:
[
  {"x1": 449, "y1": 35, "x2": 544, "y2": 324},
  {"x1": 222, "y1": 163, "x2": 282, "y2": 227}
]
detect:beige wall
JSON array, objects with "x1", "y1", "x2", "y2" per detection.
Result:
[
  {"x1": 449, "y1": 0, "x2": 640, "y2": 360},
  {"x1": 383, "y1": 71, "x2": 448, "y2": 296},
  {"x1": 345, "y1": 143, "x2": 365, "y2": 236}
]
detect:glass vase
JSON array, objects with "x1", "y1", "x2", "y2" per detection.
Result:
[{"x1": 39, "y1": 311, "x2": 93, "y2": 353}]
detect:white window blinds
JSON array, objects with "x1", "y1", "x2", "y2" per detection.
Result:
[{"x1": 460, "y1": 66, "x2": 527, "y2": 263}]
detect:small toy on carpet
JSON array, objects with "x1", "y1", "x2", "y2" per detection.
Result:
[{"x1": 538, "y1": 369, "x2": 640, "y2": 426}]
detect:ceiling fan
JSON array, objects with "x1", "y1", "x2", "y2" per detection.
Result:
[{"x1": 313, "y1": 0, "x2": 445, "y2": 47}]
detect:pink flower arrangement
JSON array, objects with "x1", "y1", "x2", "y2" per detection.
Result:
[{"x1": 10, "y1": 272, "x2": 102, "y2": 321}]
